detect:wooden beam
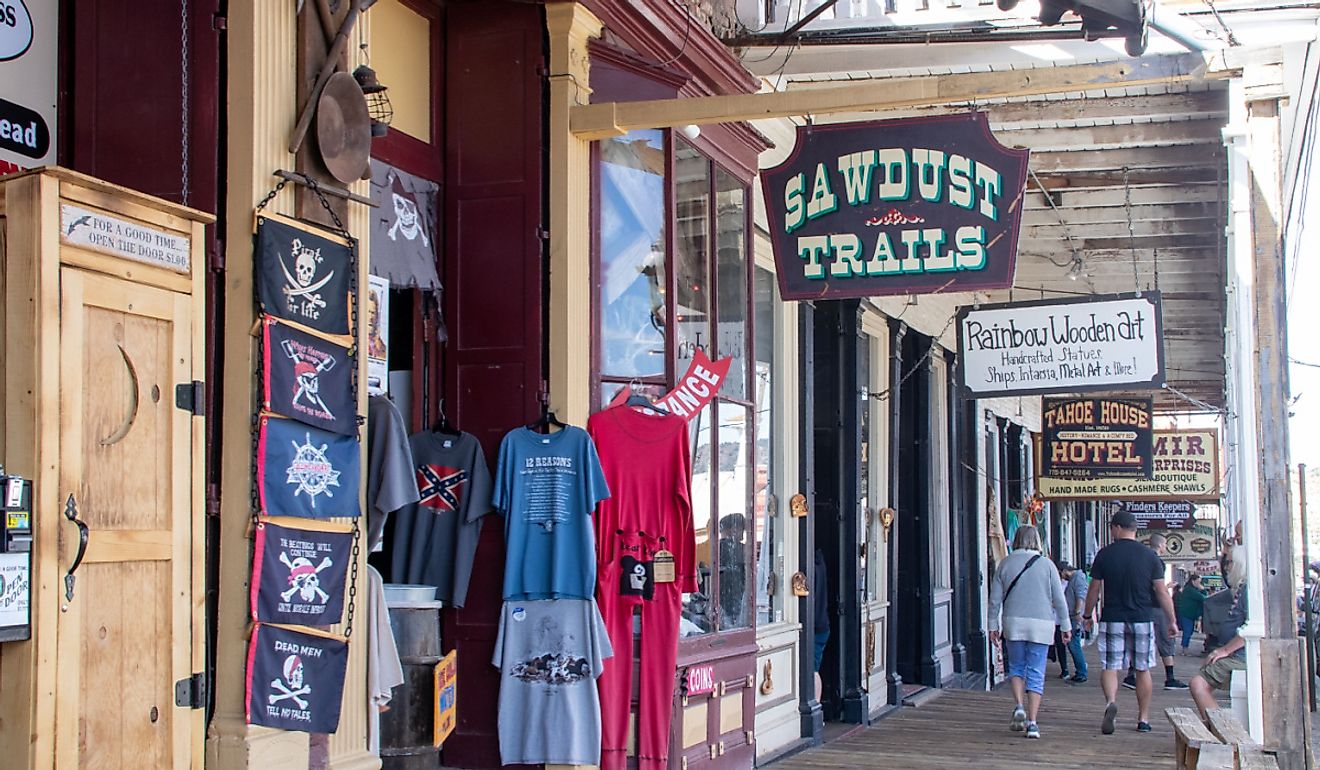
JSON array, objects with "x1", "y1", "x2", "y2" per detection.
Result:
[
  {"x1": 1021, "y1": 200, "x2": 1220, "y2": 224},
  {"x1": 812, "y1": 89, "x2": 1230, "y2": 126},
  {"x1": 1022, "y1": 217, "x2": 1219, "y2": 240},
  {"x1": 1025, "y1": 183, "x2": 1222, "y2": 208},
  {"x1": 1019, "y1": 232, "x2": 1219, "y2": 251},
  {"x1": 1031, "y1": 166, "x2": 1222, "y2": 189},
  {"x1": 997, "y1": 119, "x2": 1225, "y2": 151},
  {"x1": 572, "y1": 52, "x2": 1231, "y2": 138},
  {"x1": 1031, "y1": 145, "x2": 1226, "y2": 173}
]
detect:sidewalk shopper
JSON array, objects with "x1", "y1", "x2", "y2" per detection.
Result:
[
  {"x1": 1122, "y1": 534, "x2": 1189, "y2": 691},
  {"x1": 1175, "y1": 575, "x2": 1208, "y2": 653},
  {"x1": 1190, "y1": 547, "x2": 1249, "y2": 720},
  {"x1": 989, "y1": 527, "x2": 1072, "y2": 740},
  {"x1": 1059, "y1": 562, "x2": 1089, "y2": 682},
  {"x1": 1083, "y1": 511, "x2": 1180, "y2": 735}
]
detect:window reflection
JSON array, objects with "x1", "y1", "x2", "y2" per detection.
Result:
[
  {"x1": 684, "y1": 404, "x2": 715, "y2": 636},
  {"x1": 717, "y1": 403, "x2": 753, "y2": 630},
  {"x1": 675, "y1": 140, "x2": 710, "y2": 378},
  {"x1": 715, "y1": 168, "x2": 748, "y2": 399},
  {"x1": 754, "y1": 268, "x2": 778, "y2": 624},
  {"x1": 600, "y1": 130, "x2": 667, "y2": 378}
]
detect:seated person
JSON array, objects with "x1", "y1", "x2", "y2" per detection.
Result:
[{"x1": 1189, "y1": 545, "x2": 1248, "y2": 719}]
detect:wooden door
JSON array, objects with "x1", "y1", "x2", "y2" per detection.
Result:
[{"x1": 54, "y1": 267, "x2": 201, "y2": 769}]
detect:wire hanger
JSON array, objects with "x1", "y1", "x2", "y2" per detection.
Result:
[
  {"x1": 432, "y1": 398, "x2": 460, "y2": 436},
  {"x1": 623, "y1": 379, "x2": 669, "y2": 416}
]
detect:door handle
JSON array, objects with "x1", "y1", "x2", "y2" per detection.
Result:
[{"x1": 63, "y1": 494, "x2": 89, "y2": 602}]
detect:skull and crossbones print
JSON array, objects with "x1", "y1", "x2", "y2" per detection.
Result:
[
  {"x1": 269, "y1": 654, "x2": 311, "y2": 709},
  {"x1": 278, "y1": 238, "x2": 333, "y2": 315},
  {"x1": 280, "y1": 552, "x2": 332, "y2": 604},
  {"x1": 387, "y1": 183, "x2": 428, "y2": 246}
]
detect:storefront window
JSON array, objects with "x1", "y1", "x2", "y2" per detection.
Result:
[
  {"x1": 715, "y1": 169, "x2": 747, "y2": 400},
  {"x1": 599, "y1": 130, "x2": 667, "y2": 379},
  {"x1": 675, "y1": 140, "x2": 710, "y2": 376},
  {"x1": 595, "y1": 133, "x2": 755, "y2": 640},
  {"x1": 753, "y1": 268, "x2": 778, "y2": 625},
  {"x1": 685, "y1": 404, "x2": 715, "y2": 637}
]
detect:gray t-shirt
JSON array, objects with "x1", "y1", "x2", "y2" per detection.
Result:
[
  {"x1": 492, "y1": 599, "x2": 612, "y2": 766},
  {"x1": 388, "y1": 430, "x2": 491, "y2": 606},
  {"x1": 366, "y1": 396, "x2": 420, "y2": 551}
]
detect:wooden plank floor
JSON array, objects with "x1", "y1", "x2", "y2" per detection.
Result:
[{"x1": 769, "y1": 638, "x2": 1217, "y2": 769}]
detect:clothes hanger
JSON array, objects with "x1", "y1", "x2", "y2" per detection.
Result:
[
  {"x1": 432, "y1": 398, "x2": 460, "y2": 436},
  {"x1": 528, "y1": 403, "x2": 567, "y2": 434},
  {"x1": 625, "y1": 391, "x2": 669, "y2": 416}
]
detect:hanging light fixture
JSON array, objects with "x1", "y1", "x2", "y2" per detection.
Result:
[{"x1": 353, "y1": 64, "x2": 393, "y2": 138}]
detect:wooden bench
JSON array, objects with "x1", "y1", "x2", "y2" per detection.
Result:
[
  {"x1": 1205, "y1": 709, "x2": 1280, "y2": 770},
  {"x1": 1166, "y1": 707, "x2": 1235, "y2": 770}
]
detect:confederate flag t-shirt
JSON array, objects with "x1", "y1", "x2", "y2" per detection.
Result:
[{"x1": 386, "y1": 430, "x2": 492, "y2": 607}]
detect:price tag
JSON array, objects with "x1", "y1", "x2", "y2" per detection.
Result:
[{"x1": 653, "y1": 550, "x2": 675, "y2": 583}]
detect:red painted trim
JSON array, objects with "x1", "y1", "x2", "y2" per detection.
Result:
[
  {"x1": 249, "y1": 520, "x2": 267, "y2": 621},
  {"x1": 583, "y1": 0, "x2": 759, "y2": 99},
  {"x1": 588, "y1": 37, "x2": 690, "y2": 94},
  {"x1": 370, "y1": 0, "x2": 444, "y2": 182},
  {"x1": 261, "y1": 319, "x2": 275, "y2": 412},
  {"x1": 255, "y1": 416, "x2": 270, "y2": 518},
  {"x1": 244, "y1": 624, "x2": 261, "y2": 723}
]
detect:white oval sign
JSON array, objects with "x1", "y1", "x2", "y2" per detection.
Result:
[{"x1": 0, "y1": 1, "x2": 34, "y2": 62}]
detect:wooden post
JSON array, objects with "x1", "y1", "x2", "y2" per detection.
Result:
[{"x1": 1246, "y1": 90, "x2": 1311, "y2": 770}]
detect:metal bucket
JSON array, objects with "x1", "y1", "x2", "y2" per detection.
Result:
[{"x1": 380, "y1": 599, "x2": 443, "y2": 770}]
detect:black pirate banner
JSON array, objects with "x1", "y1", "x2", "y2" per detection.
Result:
[
  {"x1": 256, "y1": 215, "x2": 353, "y2": 336},
  {"x1": 262, "y1": 318, "x2": 357, "y2": 435},
  {"x1": 251, "y1": 520, "x2": 351, "y2": 624},
  {"x1": 246, "y1": 623, "x2": 349, "y2": 733},
  {"x1": 257, "y1": 415, "x2": 361, "y2": 520}
]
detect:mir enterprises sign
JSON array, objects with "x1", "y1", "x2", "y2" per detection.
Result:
[{"x1": 760, "y1": 113, "x2": 1028, "y2": 301}]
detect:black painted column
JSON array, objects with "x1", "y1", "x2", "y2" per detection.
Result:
[
  {"x1": 841, "y1": 302, "x2": 868, "y2": 724},
  {"x1": 946, "y1": 350, "x2": 968, "y2": 675},
  {"x1": 797, "y1": 302, "x2": 824, "y2": 743},
  {"x1": 917, "y1": 338, "x2": 940, "y2": 688},
  {"x1": 963, "y1": 403, "x2": 988, "y2": 676},
  {"x1": 885, "y1": 319, "x2": 906, "y2": 706}
]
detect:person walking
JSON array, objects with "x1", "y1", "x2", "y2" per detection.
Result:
[
  {"x1": 1175, "y1": 574, "x2": 1208, "y2": 654},
  {"x1": 1058, "y1": 562, "x2": 1089, "y2": 683},
  {"x1": 988, "y1": 526, "x2": 1073, "y2": 740},
  {"x1": 1122, "y1": 533, "x2": 1189, "y2": 691},
  {"x1": 1082, "y1": 511, "x2": 1180, "y2": 734}
]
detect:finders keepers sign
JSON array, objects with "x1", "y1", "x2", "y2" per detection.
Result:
[
  {"x1": 1040, "y1": 397, "x2": 1153, "y2": 480},
  {"x1": 760, "y1": 113, "x2": 1028, "y2": 301},
  {"x1": 957, "y1": 293, "x2": 1165, "y2": 398}
]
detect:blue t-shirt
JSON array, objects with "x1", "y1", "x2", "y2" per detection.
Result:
[{"x1": 493, "y1": 426, "x2": 610, "y2": 600}]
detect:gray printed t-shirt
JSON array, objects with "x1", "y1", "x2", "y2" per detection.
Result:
[
  {"x1": 492, "y1": 599, "x2": 613, "y2": 766},
  {"x1": 366, "y1": 396, "x2": 421, "y2": 552}
]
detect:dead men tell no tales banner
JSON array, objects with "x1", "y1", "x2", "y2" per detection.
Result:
[
  {"x1": 246, "y1": 623, "x2": 348, "y2": 733},
  {"x1": 761, "y1": 112, "x2": 1029, "y2": 300}
]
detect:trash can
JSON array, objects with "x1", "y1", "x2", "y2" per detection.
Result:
[{"x1": 380, "y1": 586, "x2": 443, "y2": 770}]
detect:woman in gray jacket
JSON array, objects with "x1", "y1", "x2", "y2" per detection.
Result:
[{"x1": 989, "y1": 526, "x2": 1072, "y2": 739}]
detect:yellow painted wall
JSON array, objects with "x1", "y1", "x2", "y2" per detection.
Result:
[{"x1": 370, "y1": 0, "x2": 432, "y2": 143}]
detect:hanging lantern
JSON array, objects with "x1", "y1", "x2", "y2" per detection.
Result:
[{"x1": 353, "y1": 65, "x2": 393, "y2": 138}]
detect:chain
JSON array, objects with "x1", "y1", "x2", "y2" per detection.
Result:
[
  {"x1": 1123, "y1": 166, "x2": 1140, "y2": 293},
  {"x1": 255, "y1": 178, "x2": 290, "y2": 213},
  {"x1": 302, "y1": 174, "x2": 351, "y2": 239},
  {"x1": 344, "y1": 518, "x2": 361, "y2": 637},
  {"x1": 180, "y1": 0, "x2": 190, "y2": 206},
  {"x1": 343, "y1": 207, "x2": 361, "y2": 637},
  {"x1": 865, "y1": 314, "x2": 956, "y2": 402}
]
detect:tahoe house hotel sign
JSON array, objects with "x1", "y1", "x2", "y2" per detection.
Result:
[
  {"x1": 760, "y1": 113, "x2": 1029, "y2": 299},
  {"x1": 957, "y1": 293, "x2": 1165, "y2": 398},
  {"x1": 1039, "y1": 429, "x2": 1220, "y2": 502}
]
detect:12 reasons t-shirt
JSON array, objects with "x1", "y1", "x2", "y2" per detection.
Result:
[
  {"x1": 387, "y1": 430, "x2": 492, "y2": 607},
  {"x1": 493, "y1": 426, "x2": 610, "y2": 600},
  {"x1": 492, "y1": 599, "x2": 612, "y2": 766},
  {"x1": 1091, "y1": 538, "x2": 1165, "y2": 623}
]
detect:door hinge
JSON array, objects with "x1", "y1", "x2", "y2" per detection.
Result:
[
  {"x1": 212, "y1": 13, "x2": 227, "y2": 31},
  {"x1": 175, "y1": 381, "x2": 205, "y2": 416},
  {"x1": 175, "y1": 672, "x2": 207, "y2": 709}
]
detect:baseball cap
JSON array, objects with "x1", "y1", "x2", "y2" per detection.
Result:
[{"x1": 1110, "y1": 510, "x2": 1139, "y2": 529}]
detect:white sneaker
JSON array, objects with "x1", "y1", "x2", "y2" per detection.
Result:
[
  {"x1": 1011, "y1": 706, "x2": 1027, "y2": 732},
  {"x1": 1026, "y1": 723, "x2": 1041, "y2": 739}
]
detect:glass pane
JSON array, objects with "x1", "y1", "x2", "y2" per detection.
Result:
[
  {"x1": 599, "y1": 130, "x2": 667, "y2": 378},
  {"x1": 716, "y1": 402, "x2": 753, "y2": 630},
  {"x1": 715, "y1": 168, "x2": 748, "y2": 399},
  {"x1": 858, "y1": 335, "x2": 872, "y2": 601},
  {"x1": 754, "y1": 268, "x2": 778, "y2": 625},
  {"x1": 683, "y1": 404, "x2": 715, "y2": 637},
  {"x1": 675, "y1": 140, "x2": 711, "y2": 379}
]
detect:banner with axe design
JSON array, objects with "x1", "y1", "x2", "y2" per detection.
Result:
[
  {"x1": 255, "y1": 214, "x2": 353, "y2": 337},
  {"x1": 246, "y1": 623, "x2": 349, "y2": 733},
  {"x1": 262, "y1": 318, "x2": 357, "y2": 435},
  {"x1": 250, "y1": 520, "x2": 351, "y2": 625},
  {"x1": 257, "y1": 415, "x2": 361, "y2": 520}
]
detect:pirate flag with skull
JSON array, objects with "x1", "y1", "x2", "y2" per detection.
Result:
[
  {"x1": 262, "y1": 318, "x2": 357, "y2": 435},
  {"x1": 251, "y1": 520, "x2": 352, "y2": 624},
  {"x1": 256, "y1": 415, "x2": 361, "y2": 520},
  {"x1": 246, "y1": 623, "x2": 349, "y2": 733},
  {"x1": 256, "y1": 215, "x2": 353, "y2": 336}
]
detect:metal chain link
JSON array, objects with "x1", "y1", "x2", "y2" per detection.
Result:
[
  {"x1": 1123, "y1": 166, "x2": 1140, "y2": 293},
  {"x1": 255, "y1": 178, "x2": 290, "y2": 213},
  {"x1": 180, "y1": 0, "x2": 190, "y2": 206}
]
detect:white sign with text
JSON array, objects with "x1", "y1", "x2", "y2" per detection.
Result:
[
  {"x1": 956, "y1": 293, "x2": 1164, "y2": 398},
  {"x1": 60, "y1": 203, "x2": 192, "y2": 273}
]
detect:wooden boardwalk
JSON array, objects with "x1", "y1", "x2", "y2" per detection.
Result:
[{"x1": 769, "y1": 641, "x2": 1213, "y2": 769}]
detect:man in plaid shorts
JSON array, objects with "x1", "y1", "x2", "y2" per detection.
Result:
[{"x1": 1082, "y1": 510, "x2": 1180, "y2": 734}]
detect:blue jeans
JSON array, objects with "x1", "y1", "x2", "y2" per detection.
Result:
[
  {"x1": 1005, "y1": 640, "x2": 1050, "y2": 694},
  {"x1": 1066, "y1": 626, "x2": 1088, "y2": 678},
  {"x1": 1178, "y1": 616, "x2": 1196, "y2": 649}
]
